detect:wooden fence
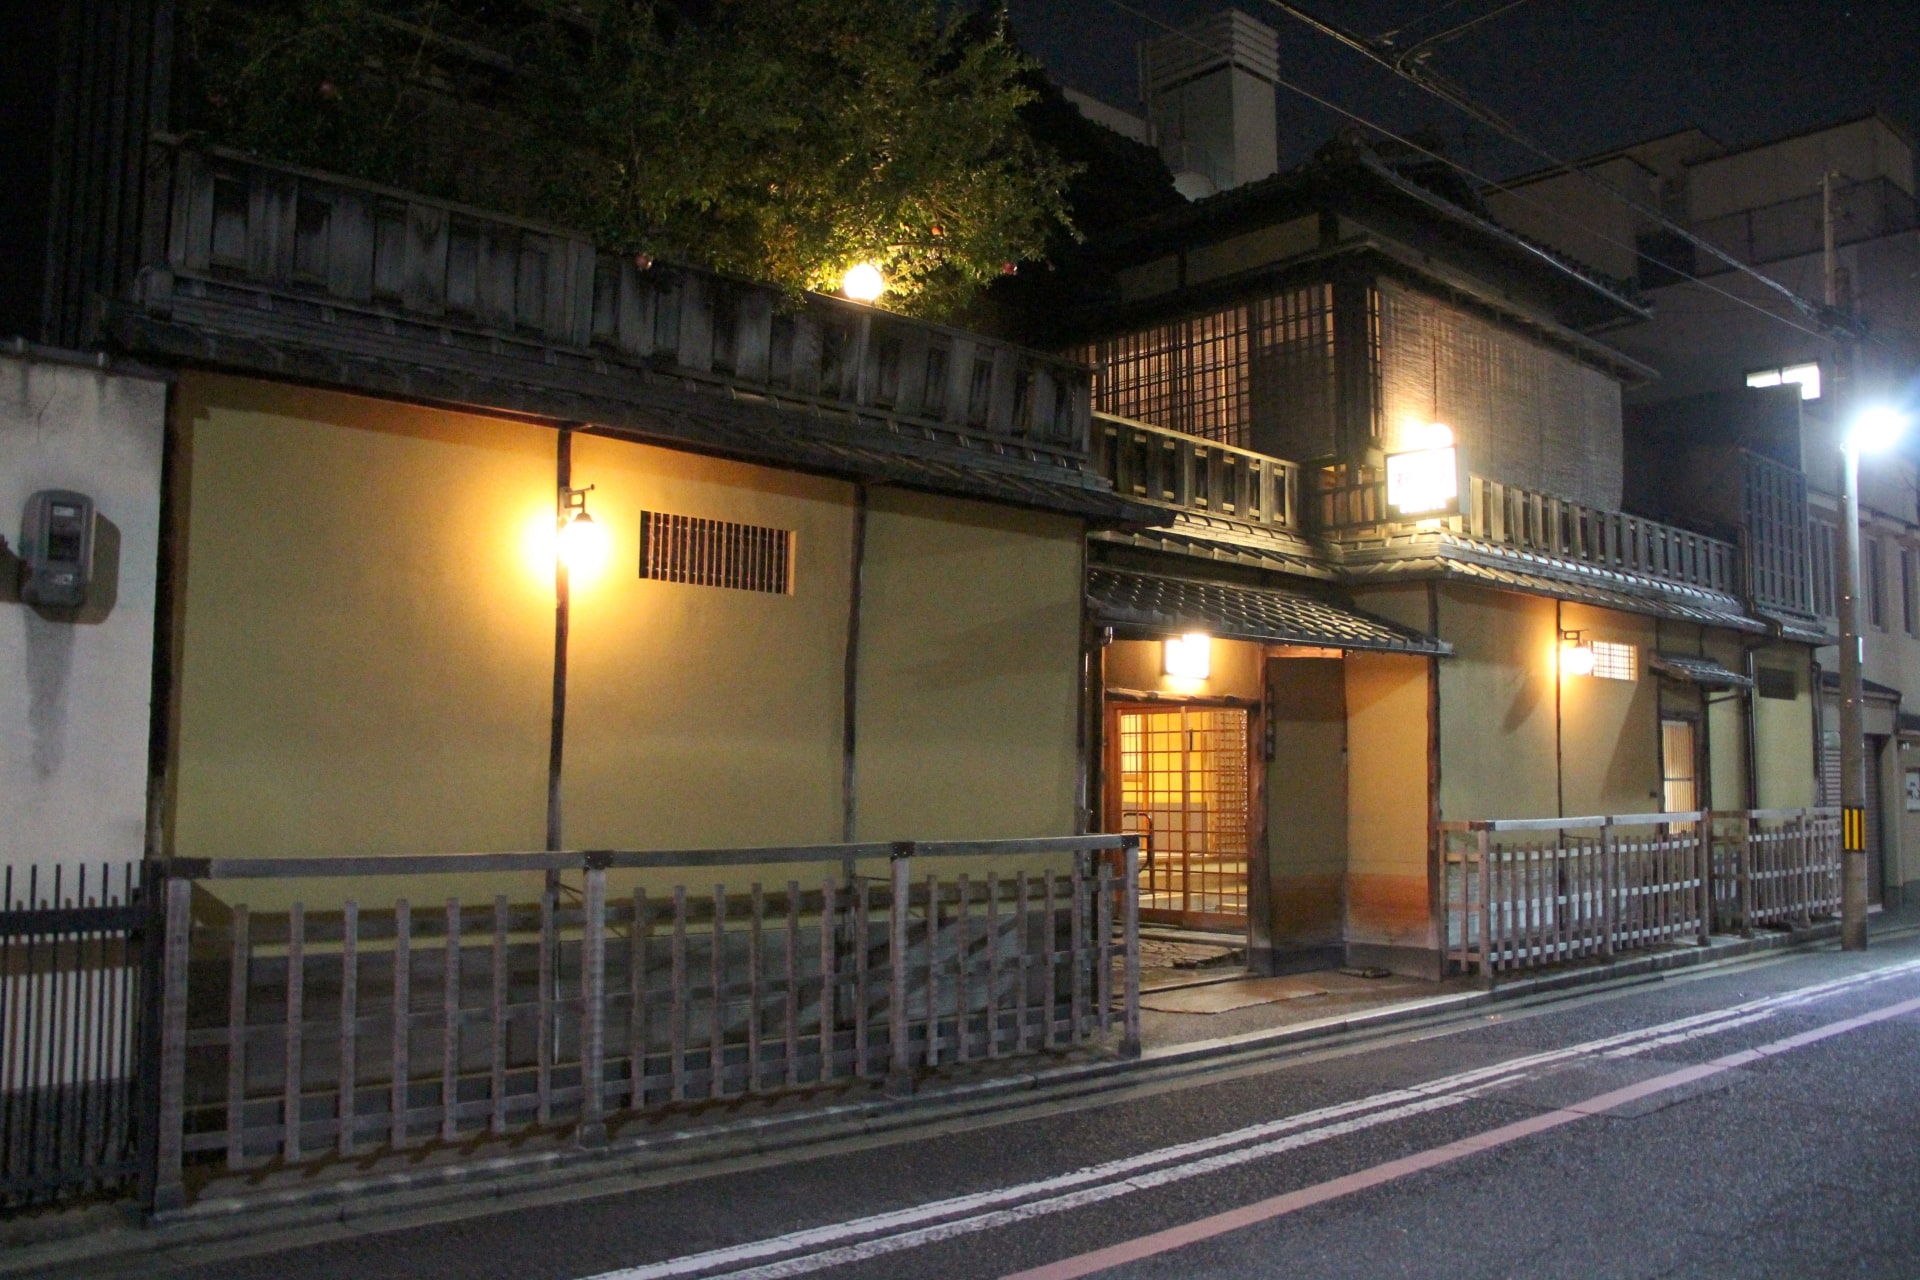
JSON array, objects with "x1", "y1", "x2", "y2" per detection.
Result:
[
  {"x1": 1710, "y1": 808, "x2": 1842, "y2": 934},
  {"x1": 151, "y1": 836, "x2": 1139, "y2": 1210},
  {"x1": 1442, "y1": 808, "x2": 1839, "y2": 977}
]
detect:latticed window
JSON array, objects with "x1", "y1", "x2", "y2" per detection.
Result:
[
  {"x1": 1810, "y1": 516, "x2": 1838, "y2": 618},
  {"x1": 1079, "y1": 284, "x2": 1337, "y2": 453}
]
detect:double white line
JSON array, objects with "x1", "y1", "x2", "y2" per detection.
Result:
[{"x1": 591, "y1": 956, "x2": 1920, "y2": 1280}]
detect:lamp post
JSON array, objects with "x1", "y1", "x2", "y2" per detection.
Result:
[{"x1": 1838, "y1": 405, "x2": 1909, "y2": 950}]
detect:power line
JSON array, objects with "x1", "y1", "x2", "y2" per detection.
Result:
[
  {"x1": 1105, "y1": 0, "x2": 1833, "y2": 343},
  {"x1": 1253, "y1": 0, "x2": 1838, "y2": 331}
]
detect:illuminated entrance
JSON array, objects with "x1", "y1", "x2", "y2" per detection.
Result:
[{"x1": 1114, "y1": 705, "x2": 1251, "y2": 929}]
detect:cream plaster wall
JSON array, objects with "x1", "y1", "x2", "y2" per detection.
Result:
[
  {"x1": 851, "y1": 489, "x2": 1083, "y2": 843},
  {"x1": 1104, "y1": 636, "x2": 1264, "y2": 701}
]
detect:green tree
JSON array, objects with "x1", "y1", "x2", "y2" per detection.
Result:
[{"x1": 179, "y1": 0, "x2": 1076, "y2": 317}]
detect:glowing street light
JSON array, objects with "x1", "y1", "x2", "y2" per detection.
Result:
[
  {"x1": 841, "y1": 262, "x2": 885, "y2": 304},
  {"x1": 1849, "y1": 404, "x2": 1909, "y2": 456}
]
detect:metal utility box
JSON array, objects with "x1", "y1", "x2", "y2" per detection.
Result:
[{"x1": 19, "y1": 490, "x2": 96, "y2": 608}]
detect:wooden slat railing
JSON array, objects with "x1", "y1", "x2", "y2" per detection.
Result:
[
  {"x1": 136, "y1": 137, "x2": 1092, "y2": 463},
  {"x1": 1442, "y1": 814, "x2": 1709, "y2": 976},
  {"x1": 1090, "y1": 414, "x2": 1301, "y2": 532},
  {"x1": 149, "y1": 836, "x2": 1140, "y2": 1211},
  {"x1": 1709, "y1": 808, "x2": 1841, "y2": 934},
  {"x1": 1442, "y1": 807, "x2": 1839, "y2": 977},
  {"x1": 1317, "y1": 465, "x2": 1742, "y2": 596}
]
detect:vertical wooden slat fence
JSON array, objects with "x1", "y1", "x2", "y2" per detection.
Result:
[
  {"x1": 150, "y1": 836, "x2": 1139, "y2": 1210},
  {"x1": 0, "y1": 862, "x2": 144, "y2": 1205},
  {"x1": 1443, "y1": 808, "x2": 1837, "y2": 977},
  {"x1": 1710, "y1": 808, "x2": 1842, "y2": 935}
]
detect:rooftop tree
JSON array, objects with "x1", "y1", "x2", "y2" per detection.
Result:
[{"x1": 179, "y1": 0, "x2": 1076, "y2": 317}]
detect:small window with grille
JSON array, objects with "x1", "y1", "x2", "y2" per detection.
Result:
[
  {"x1": 638, "y1": 512, "x2": 792, "y2": 594},
  {"x1": 1591, "y1": 641, "x2": 1636, "y2": 681}
]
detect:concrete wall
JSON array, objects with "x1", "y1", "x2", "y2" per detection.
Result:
[
  {"x1": 1, "y1": 352, "x2": 166, "y2": 877},
  {"x1": 168, "y1": 376, "x2": 1086, "y2": 900}
]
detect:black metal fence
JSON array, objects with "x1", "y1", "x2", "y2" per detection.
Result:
[{"x1": 1, "y1": 862, "x2": 145, "y2": 1205}]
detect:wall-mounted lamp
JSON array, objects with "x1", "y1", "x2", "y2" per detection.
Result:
[
  {"x1": 1385, "y1": 423, "x2": 1461, "y2": 518},
  {"x1": 1560, "y1": 628, "x2": 1596, "y2": 677},
  {"x1": 1164, "y1": 632, "x2": 1211, "y2": 680},
  {"x1": 558, "y1": 483, "x2": 609, "y2": 577}
]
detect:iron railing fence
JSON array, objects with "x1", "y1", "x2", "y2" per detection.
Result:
[
  {"x1": 1442, "y1": 808, "x2": 1839, "y2": 977},
  {"x1": 151, "y1": 836, "x2": 1140, "y2": 1211},
  {"x1": 0, "y1": 861, "x2": 145, "y2": 1206}
]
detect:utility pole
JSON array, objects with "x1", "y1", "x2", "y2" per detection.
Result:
[{"x1": 1829, "y1": 170, "x2": 1870, "y2": 950}]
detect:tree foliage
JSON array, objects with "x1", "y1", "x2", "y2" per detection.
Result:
[{"x1": 179, "y1": 0, "x2": 1076, "y2": 316}]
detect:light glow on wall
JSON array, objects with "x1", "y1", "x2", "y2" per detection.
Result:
[
  {"x1": 1163, "y1": 632, "x2": 1212, "y2": 679},
  {"x1": 1386, "y1": 424, "x2": 1459, "y2": 517}
]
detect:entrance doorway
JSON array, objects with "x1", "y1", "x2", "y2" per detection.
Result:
[{"x1": 1112, "y1": 704, "x2": 1251, "y2": 929}]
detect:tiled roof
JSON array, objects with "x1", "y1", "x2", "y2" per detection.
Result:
[
  {"x1": 1648, "y1": 653, "x2": 1753, "y2": 689},
  {"x1": 1088, "y1": 567, "x2": 1450, "y2": 655}
]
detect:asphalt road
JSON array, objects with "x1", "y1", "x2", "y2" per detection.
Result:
[{"x1": 118, "y1": 931, "x2": 1920, "y2": 1280}]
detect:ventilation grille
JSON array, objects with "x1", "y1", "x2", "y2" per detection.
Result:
[{"x1": 639, "y1": 512, "x2": 792, "y2": 594}]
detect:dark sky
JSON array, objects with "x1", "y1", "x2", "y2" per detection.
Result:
[{"x1": 1008, "y1": 0, "x2": 1920, "y2": 180}]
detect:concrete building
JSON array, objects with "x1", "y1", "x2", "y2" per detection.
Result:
[{"x1": 1490, "y1": 112, "x2": 1920, "y2": 906}]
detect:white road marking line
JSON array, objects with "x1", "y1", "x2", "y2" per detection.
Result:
[
  {"x1": 587, "y1": 954, "x2": 1920, "y2": 1280},
  {"x1": 1000, "y1": 991, "x2": 1920, "y2": 1280}
]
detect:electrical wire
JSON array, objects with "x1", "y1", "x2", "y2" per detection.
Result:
[
  {"x1": 1104, "y1": 0, "x2": 1835, "y2": 343},
  {"x1": 1253, "y1": 0, "x2": 1843, "y2": 332}
]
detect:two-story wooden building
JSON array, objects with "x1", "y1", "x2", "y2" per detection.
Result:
[{"x1": 1031, "y1": 135, "x2": 1826, "y2": 977}]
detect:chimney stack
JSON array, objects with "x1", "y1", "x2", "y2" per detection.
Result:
[{"x1": 1140, "y1": 10, "x2": 1280, "y2": 200}]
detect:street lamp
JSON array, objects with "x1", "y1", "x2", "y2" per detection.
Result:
[{"x1": 1837, "y1": 402, "x2": 1910, "y2": 950}]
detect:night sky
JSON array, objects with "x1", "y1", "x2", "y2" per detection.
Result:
[{"x1": 1008, "y1": 0, "x2": 1920, "y2": 181}]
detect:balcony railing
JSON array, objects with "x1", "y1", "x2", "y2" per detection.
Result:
[
  {"x1": 1091, "y1": 414, "x2": 1302, "y2": 533},
  {"x1": 1692, "y1": 176, "x2": 1917, "y2": 274},
  {"x1": 1319, "y1": 466, "x2": 1742, "y2": 597},
  {"x1": 134, "y1": 137, "x2": 1091, "y2": 464}
]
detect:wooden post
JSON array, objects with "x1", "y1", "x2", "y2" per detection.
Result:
[
  {"x1": 283, "y1": 903, "x2": 304, "y2": 1162},
  {"x1": 441, "y1": 899, "x2": 461, "y2": 1142},
  {"x1": 1739, "y1": 814, "x2": 1756, "y2": 938},
  {"x1": 1696, "y1": 814, "x2": 1711, "y2": 945},
  {"x1": 224, "y1": 905, "x2": 249, "y2": 1170},
  {"x1": 577, "y1": 862, "x2": 607, "y2": 1147},
  {"x1": 886, "y1": 844, "x2": 913, "y2": 1096},
  {"x1": 1120, "y1": 837, "x2": 1141, "y2": 1059},
  {"x1": 1599, "y1": 821, "x2": 1615, "y2": 960},
  {"x1": 150, "y1": 877, "x2": 192, "y2": 1213},
  {"x1": 338, "y1": 901, "x2": 358, "y2": 1156},
  {"x1": 391, "y1": 899, "x2": 411, "y2": 1149},
  {"x1": 1476, "y1": 828, "x2": 1493, "y2": 979}
]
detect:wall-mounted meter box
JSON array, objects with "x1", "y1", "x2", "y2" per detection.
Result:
[{"x1": 19, "y1": 490, "x2": 96, "y2": 608}]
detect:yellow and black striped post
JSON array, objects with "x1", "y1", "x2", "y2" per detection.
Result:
[{"x1": 1843, "y1": 806, "x2": 1867, "y2": 853}]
